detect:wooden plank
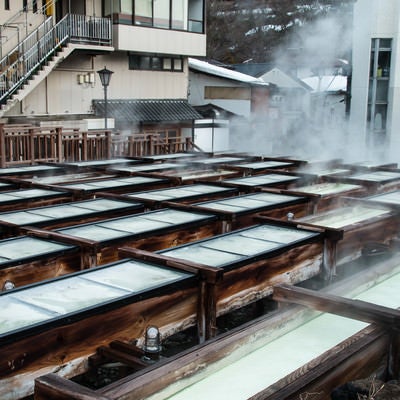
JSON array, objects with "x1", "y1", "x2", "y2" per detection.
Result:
[
  {"x1": 35, "y1": 373, "x2": 109, "y2": 400},
  {"x1": 118, "y1": 247, "x2": 223, "y2": 283},
  {"x1": 109, "y1": 341, "x2": 145, "y2": 357},
  {"x1": 97, "y1": 346, "x2": 148, "y2": 369},
  {"x1": 273, "y1": 284, "x2": 400, "y2": 328},
  {"x1": 248, "y1": 325, "x2": 388, "y2": 400},
  {"x1": 27, "y1": 257, "x2": 400, "y2": 399}
]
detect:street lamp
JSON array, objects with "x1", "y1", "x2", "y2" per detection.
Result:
[{"x1": 97, "y1": 66, "x2": 114, "y2": 129}]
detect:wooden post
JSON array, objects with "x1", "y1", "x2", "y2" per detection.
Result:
[
  {"x1": 56, "y1": 127, "x2": 63, "y2": 162},
  {"x1": 82, "y1": 131, "x2": 88, "y2": 161},
  {"x1": 35, "y1": 373, "x2": 110, "y2": 400},
  {"x1": 106, "y1": 130, "x2": 112, "y2": 159},
  {"x1": 323, "y1": 237, "x2": 337, "y2": 281},
  {"x1": 386, "y1": 329, "x2": 399, "y2": 380},
  {"x1": 29, "y1": 128, "x2": 35, "y2": 165},
  {"x1": 206, "y1": 282, "x2": 218, "y2": 339},
  {"x1": 198, "y1": 280, "x2": 206, "y2": 344},
  {"x1": 185, "y1": 136, "x2": 191, "y2": 151},
  {"x1": 0, "y1": 124, "x2": 5, "y2": 168},
  {"x1": 149, "y1": 134, "x2": 154, "y2": 156},
  {"x1": 273, "y1": 284, "x2": 400, "y2": 327}
]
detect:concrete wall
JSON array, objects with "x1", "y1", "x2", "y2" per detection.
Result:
[
  {"x1": 189, "y1": 72, "x2": 252, "y2": 118},
  {"x1": 351, "y1": 0, "x2": 400, "y2": 160},
  {"x1": 11, "y1": 51, "x2": 189, "y2": 116}
]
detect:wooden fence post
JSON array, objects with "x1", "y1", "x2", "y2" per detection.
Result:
[
  {"x1": 0, "y1": 124, "x2": 5, "y2": 168},
  {"x1": 82, "y1": 131, "x2": 88, "y2": 161},
  {"x1": 56, "y1": 127, "x2": 63, "y2": 163},
  {"x1": 29, "y1": 128, "x2": 35, "y2": 165},
  {"x1": 149, "y1": 135, "x2": 154, "y2": 155},
  {"x1": 106, "y1": 130, "x2": 112, "y2": 159}
]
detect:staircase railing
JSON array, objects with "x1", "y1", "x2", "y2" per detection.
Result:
[{"x1": 0, "y1": 14, "x2": 112, "y2": 106}]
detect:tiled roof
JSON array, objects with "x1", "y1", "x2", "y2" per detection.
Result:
[{"x1": 93, "y1": 99, "x2": 202, "y2": 122}]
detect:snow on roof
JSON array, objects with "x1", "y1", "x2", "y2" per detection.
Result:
[
  {"x1": 189, "y1": 58, "x2": 269, "y2": 86},
  {"x1": 301, "y1": 75, "x2": 347, "y2": 93}
]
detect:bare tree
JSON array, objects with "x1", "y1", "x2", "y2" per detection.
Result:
[{"x1": 206, "y1": 0, "x2": 354, "y2": 64}]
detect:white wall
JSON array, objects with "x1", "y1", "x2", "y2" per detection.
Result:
[
  {"x1": 114, "y1": 25, "x2": 206, "y2": 57},
  {"x1": 351, "y1": 0, "x2": 400, "y2": 160},
  {"x1": 11, "y1": 51, "x2": 189, "y2": 116},
  {"x1": 189, "y1": 72, "x2": 252, "y2": 118},
  {"x1": 193, "y1": 119, "x2": 230, "y2": 152}
]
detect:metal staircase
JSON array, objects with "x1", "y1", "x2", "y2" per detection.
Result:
[{"x1": 0, "y1": 12, "x2": 112, "y2": 117}]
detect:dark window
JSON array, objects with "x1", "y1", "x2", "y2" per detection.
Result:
[
  {"x1": 151, "y1": 57, "x2": 162, "y2": 70},
  {"x1": 367, "y1": 38, "x2": 392, "y2": 138},
  {"x1": 23, "y1": 0, "x2": 27, "y2": 11},
  {"x1": 129, "y1": 53, "x2": 183, "y2": 72},
  {"x1": 33, "y1": 0, "x2": 37, "y2": 13},
  {"x1": 5, "y1": 0, "x2": 10, "y2": 10}
]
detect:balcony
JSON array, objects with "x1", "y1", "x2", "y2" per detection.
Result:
[{"x1": 113, "y1": 24, "x2": 206, "y2": 56}]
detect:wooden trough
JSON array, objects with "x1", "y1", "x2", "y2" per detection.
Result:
[
  {"x1": 226, "y1": 159, "x2": 300, "y2": 175},
  {"x1": 25, "y1": 208, "x2": 221, "y2": 268},
  {"x1": 0, "y1": 181, "x2": 17, "y2": 192},
  {"x1": 54, "y1": 158, "x2": 143, "y2": 171},
  {"x1": 144, "y1": 221, "x2": 325, "y2": 337},
  {"x1": 132, "y1": 152, "x2": 204, "y2": 162},
  {"x1": 214, "y1": 172, "x2": 309, "y2": 193},
  {"x1": 0, "y1": 188, "x2": 73, "y2": 212},
  {"x1": 108, "y1": 183, "x2": 238, "y2": 210},
  {"x1": 0, "y1": 235, "x2": 80, "y2": 289},
  {"x1": 166, "y1": 191, "x2": 311, "y2": 232},
  {"x1": 4, "y1": 170, "x2": 118, "y2": 191},
  {"x1": 117, "y1": 163, "x2": 241, "y2": 185},
  {"x1": 0, "y1": 164, "x2": 63, "y2": 179},
  {"x1": 0, "y1": 197, "x2": 144, "y2": 238},
  {"x1": 0, "y1": 258, "x2": 200, "y2": 400},
  {"x1": 276, "y1": 182, "x2": 366, "y2": 213},
  {"x1": 46, "y1": 175, "x2": 171, "y2": 200},
  {"x1": 33, "y1": 251, "x2": 400, "y2": 400},
  {"x1": 189, "y1": 155, "x2": 253, "y2": 165},
  {"x1": 295, "y1": 163, "x2": 352, "y2": 182},
  {"x1": 257, "y1": 199, "x2": 400, "y2": 279},
  {"x1": 327, "y1": 170, "x2": 400, "y2": 194},
  {"x1": 361, "y1": 189, "x2": 400, "y2": 211},
  {"x1": 105, "y1": 162, "x2": 189, "y2": 176}
]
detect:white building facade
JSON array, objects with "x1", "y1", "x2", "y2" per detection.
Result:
[
  {"x1": 0, "y1": 0, "x2": 205, "y2": 135},
  {"x1": 351, "y1": 0, "x2": 400, "y2": 161}
]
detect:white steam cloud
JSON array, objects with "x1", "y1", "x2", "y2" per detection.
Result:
[{"x1": 230, "y1": 10, "x2": 394, "y2": 165}]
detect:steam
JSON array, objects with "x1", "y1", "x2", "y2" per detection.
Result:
[{"x1": 230, "y1": 10, "x2": 394, "y2": 165}]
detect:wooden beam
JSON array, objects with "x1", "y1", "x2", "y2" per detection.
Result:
[
  {"x1": 109, "y1": 341, "x2": 145, "y2": 358},
  {"x1": 273, "y1": 284, "x2": 400, "y2": 328},
  {"x1": 97, "y1": 346, "x2": 148, "y2": 369},
  {"x1": 118, "y1": 247, "x2": 223, "y2": 283},
  {"x1": 24, "y1": 226, "x2": 97, "y2": 247},
  {"x1": 34, "y1": 373, "x2": 110, "y2": 400},
  {"x1": 248, "y1": 325, "x2": 387, "y2": 400}
]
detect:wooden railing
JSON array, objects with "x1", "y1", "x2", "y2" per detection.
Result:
[
  {"x1": 0, "y1": 125, "x2": 113, "y2": 167},
  {"x1": 0, "y1": 124, "x2": 195, "y2": 167},
  {"x1": 116, "y1": 134, "x2": 193, "y2": 157}
]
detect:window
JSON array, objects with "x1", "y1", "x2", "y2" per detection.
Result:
[
  {"x1": 135, "y1": 0, "x2": 152, "y2": 26},
  {"x1": 367, "y1": 38, "x2": 392, "y2": 141},
  {"x1": 23, "y1": 0, "x2": 27, "y2": 11},
  {"x1": 129, "y1": 53, "x2": 183, "y2": 72},
  {"x1": 188, "y1": 0, "x2": 203, "y2": 32},
  {"x1": 154, "y1": 0, "x2": 170, "y2": 28},
  {"x1": 33, "y1": 0, "x2": 37, "y2": 13},
  {"x1": 172, "y1": 0, "x2": 186, "y2": 29},
  {"x1": 5, "y1": 0, "x2": 10, "y2": 10}
]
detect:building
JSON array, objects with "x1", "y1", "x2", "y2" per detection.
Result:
[
  {"x1": 188, "y1": 57, "x2": 276, "y2": 153},
  {"x1": 350, "y1": 0, "x2": 400, "y2": 161},
  {"x1": 0, "y1": 0, "x2": 205, "y2": 140}
]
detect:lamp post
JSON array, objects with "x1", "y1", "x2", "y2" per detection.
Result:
[{"x1": 97, "y1": 66, "x2": 114, "y2": 129}]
